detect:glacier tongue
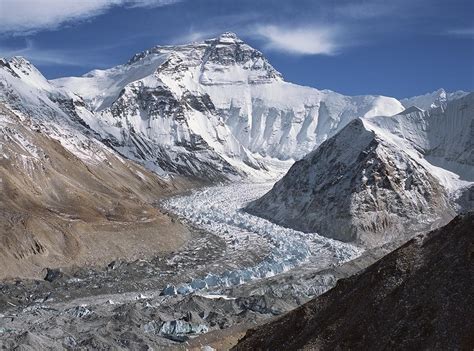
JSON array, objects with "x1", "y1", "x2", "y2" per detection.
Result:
[{"x1": 162, "y1": 175, "x2": 363, "y2": 295}]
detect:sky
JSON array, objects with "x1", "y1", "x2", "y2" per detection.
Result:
[{"x1": 0, "y1": 0, "x2": 473, "y2": 98}]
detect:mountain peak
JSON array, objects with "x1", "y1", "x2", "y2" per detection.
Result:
[
  {"x1": 0, "y1": 55, "x2": 46, "y2": 83},
  {"x1": 218, "y1": 32, "x2": 239, "y2": 39},
  {"x1": 0, "y1": 56, "x2": 32, "y2": 71},
  {"x1": 401, "y1": 88, "x2": 468, "y2": 110},
  {"x1": 8, "y1": 56, "x2": 31, "y2": 65},
  {"x1": 212, "y1": 32, "x2": 242, "y2": 43}
]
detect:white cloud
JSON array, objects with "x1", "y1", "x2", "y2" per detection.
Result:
[
  {"x1": 255, "y1": 25, "x2": 343, "y2": 55},
  {"x1": 0, "y1": 0, "x2": 181, "y2": 35},
  {"x1": 171, "y1": 30, "x2": 218, "y2": 44},
  {"x1": 446, "y1": 27, "x2": 474, "y2": 37},
  {"x1": 334, "y1": 2, "x2": 394, "y2": 19},
  {"x1": 127, "y1": 0, "x2": 181, "y2": 8},
  {"x1": 0, "y1": 39, "x2": 118, "y2": 67}
]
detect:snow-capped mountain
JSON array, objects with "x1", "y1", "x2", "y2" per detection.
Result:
[
  {"x1": 246, "y1": 93, "x2": 474, "y2": 247},
  {"x1": 401, "y1": 88, "x2": 468, "y2": 110},
  {"x1": 0, "y1": 56, "x2": 112, "y2": 167},
  {"x1": 52, "y1": 32, "x2": 404, "y2": 179},
  {"x1": 1, "y1": 33, "x2": 467, "y2": 184}
]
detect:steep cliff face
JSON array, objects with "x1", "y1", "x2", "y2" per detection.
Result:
[
  {"x1": 233, "y1": 212, "x2": 474, "y2": 351},
  {"x1": 246, "y1": 94, "x2": 474, "y2": 246}
]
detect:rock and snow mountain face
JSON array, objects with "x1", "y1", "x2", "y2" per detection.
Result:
[
  {"x1": 0, "y1": 35, "x2": 468, "y2": 184},
  {"x1": 52, "y1": 32, "x2": 404, "y2": 179},
  {"x1": 246, "y1": 93, "x2": 474, "y2": 247},
  {"x1": 6, "y1": 33, "x2": 467, "y2": 185},
  {"x1": 0, "y1": 56, "x2": 113, "y2": 168}
]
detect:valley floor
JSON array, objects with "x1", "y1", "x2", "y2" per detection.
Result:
[{"x1": 0, "y1": 179, "x2": 369, "y2": 350}]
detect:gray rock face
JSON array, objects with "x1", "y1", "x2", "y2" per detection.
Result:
[
  {"x1": 246, "y1": 94, "x2": 474, "y2": 247},
  {"x1": 102, "y1": 80, "x2": 250, "y2": 180},
  {"x1": 246, "y1": 119, "x2": 454, "y2": 246}
]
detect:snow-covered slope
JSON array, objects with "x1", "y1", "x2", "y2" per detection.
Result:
[
  {"x1": 246, "y1": 93, "x2": 474, "y2": 247},
  {"x1": 401, "y1": 88, "x2": 468, "y2": 110},
  {"x1": 0, "y1": 56, "x2": 112, "y2": 166},
  {"x1": 52, "y1": 32, "x2": 404, "y2": 179}
]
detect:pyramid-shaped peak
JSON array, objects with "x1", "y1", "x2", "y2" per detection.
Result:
[
  {"x1": 219, "y1": 32, "x2": 239, "y2": 39},
  {"x1": 209, "y1": 32, "x2": 244, "y2": 44}
]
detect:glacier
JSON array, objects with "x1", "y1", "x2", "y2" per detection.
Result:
[{"x1": 161, "y1": 176, "x2": 363, "y2": 295}]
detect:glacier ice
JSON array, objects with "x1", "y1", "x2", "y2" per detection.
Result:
[{"x1": 162, "y1": 179, "x2": 363, "y2": 295}]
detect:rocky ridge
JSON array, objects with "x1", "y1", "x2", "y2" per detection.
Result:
[
  {"x1": 246, "y1": 93, "x2": 474, "y2": 246},
  {"x1": 233, "y1": 212, "x2": 474, "y2": 350}
]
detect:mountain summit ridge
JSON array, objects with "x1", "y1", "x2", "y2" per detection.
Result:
[{"x1": 49, "y1": 33, "x2": 405, "y2": 178}]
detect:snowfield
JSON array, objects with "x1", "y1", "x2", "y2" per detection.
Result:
[{"x1": 162, "y1": 179, "x2": 364, "y2": 294}]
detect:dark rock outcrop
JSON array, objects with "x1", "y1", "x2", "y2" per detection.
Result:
[{"x1": 233, "y1": 212, "x2": 474, "y2": 351}]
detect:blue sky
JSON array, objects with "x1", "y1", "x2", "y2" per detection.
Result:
[{"x1": 0, "y1": 0, "x2": 473, "y2": 98}]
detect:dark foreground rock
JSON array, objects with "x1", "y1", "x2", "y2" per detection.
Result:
[{"x1": 233, "y1": 212, "x2": 474, "y2": 351}]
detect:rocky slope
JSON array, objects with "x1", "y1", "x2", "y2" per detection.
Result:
[
  {"x1": 53, "y1": 32, "x2": 404, "y2": 179},
  {"x1": 246, "y1": 93, "x2": 474, "y2": 247},
  {"x1": 233, "y1": 212, "x2": 474, "y2": 351},
  {"x1": 0, "y1": 100, "x2": 191, "y2": 279}
]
